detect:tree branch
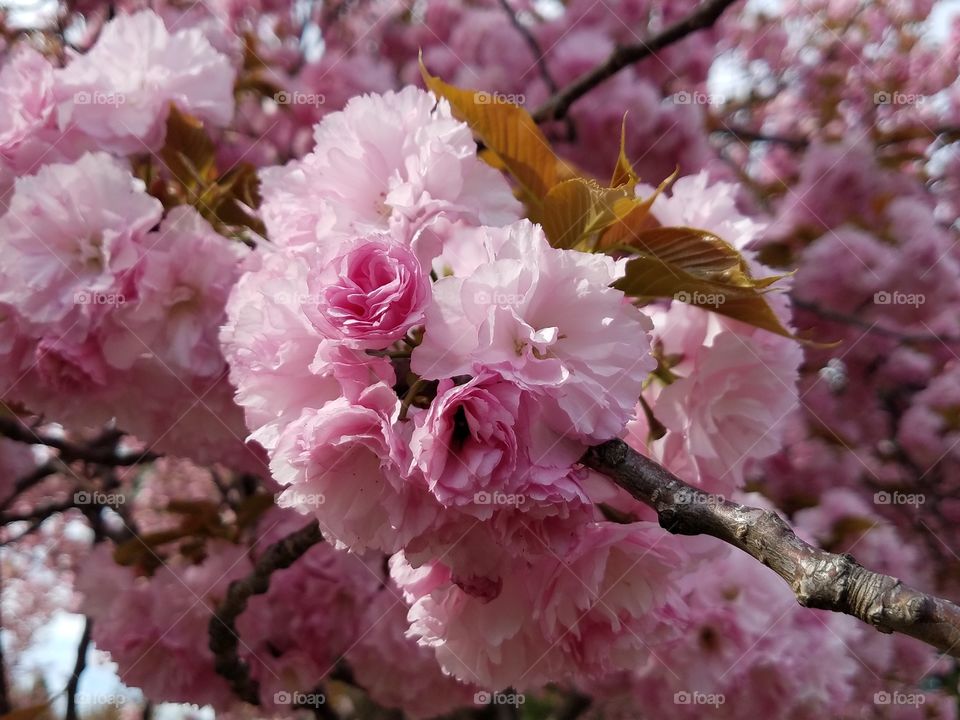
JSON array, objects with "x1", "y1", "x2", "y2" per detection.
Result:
[
  {"x1": 65, "y1": 617, "x2": 92, "y2": 720},
  {"x1": 0, "y1": 416, "x2": 158, "y2": 466},
  {"x1": 713, "y1": 126, "x2": 808, "y2": 150},
  {"x1": 208, "y1": 520, "x2": 324, "y2": 705},
  {"x1": 792, "y1": 297, "x2": 960, "y2": 345},
  {"x1": 0, "y1": 459, "x2": 64, "y2": 512},
  {"x1": 583, "y1": 439, "x2": 960, "y2": 658},
  {"x1": 495, "y1": 0, "x2": 557, "y2": 94},
  {"x1": 532, "y1": 0, "x2": 741, "y2": 123}
]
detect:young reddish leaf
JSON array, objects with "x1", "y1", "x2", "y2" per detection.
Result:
[
  {"x1": 160, "y1": 104, "x2": 217, "y2": 191},
  {"x1": 610, "y1": 115, "x2": 639, "y2": 189},
  {"x1": 538, "y1": 178, "x2": 634, "y2": 250},
  {"x1": 420, "y1": 57, "x2": 562, "y2": 206},
  {"x1": 614, "y1": 252, "x2": 795, "y2": 338},
  {"x1": 625, "y1": 226, "x2": 758, "y2": 286},
  {"x1": 598, "y1": 169, "x2": 677, "y2": 250}
]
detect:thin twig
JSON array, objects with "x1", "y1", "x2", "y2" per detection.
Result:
[
  {"x1": 713, "y1": 126, "x2": 808, "y2": 150},
  {"x1": 792, "y1": 297, "x2": 960, "y2": 344},
  {"x1": 65, "y1": 617, "x2": 92, "y2": 720},
  {"x1": 209, "y1": 520, "x2": 325, "y2": 704},
  {"x1": 0, "y1": 416, "x2": 158, "y2": 466},
  {"x1": 584, "y1": 439, "x2": 960, "y2": 658},
  {"x1": 532, "y1": 0, "x2": 741, "y2": 123},
  {"x1": 495, "y1": 0, "x2": 557, "y2": 93}
]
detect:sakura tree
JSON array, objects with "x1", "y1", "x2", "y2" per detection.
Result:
[{"x1": 1, "y1": 1, "x2": 959, "y2": 719}]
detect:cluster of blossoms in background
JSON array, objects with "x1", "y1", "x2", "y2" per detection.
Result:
[{"x1": 0, "y1": 0, "x2": 958, "y2": 719}]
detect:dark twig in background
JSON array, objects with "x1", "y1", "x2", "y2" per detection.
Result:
[
  {"x1": 532, "y1": 0, "x2": 741, "y2": 122},
  {"x1": 0, "y1": 416, "x2": 158, "y2": 466}
]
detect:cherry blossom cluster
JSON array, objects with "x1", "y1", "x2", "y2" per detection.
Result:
[
  {"x1": 0, "y1": 12, "x2": 258, "y2": 465},
  {"x1": 221, "y1": 86, "x2": 696, "y2": 688},
  {"x1": 2, "y1": 0, "x2": 959, "y2": 718}
]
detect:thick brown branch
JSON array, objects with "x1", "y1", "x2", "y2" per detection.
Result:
[
  {"x1": 208, "y1": 520, "x2": 324, "y2": 705},
  {"x1": 584, "y1": 439, "x2": 960, "y2": 658},
  {"x1": 532, "y1": 0, "x2": 741, "y2": 123}
]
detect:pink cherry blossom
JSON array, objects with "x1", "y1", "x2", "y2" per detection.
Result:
[
  {"x1": 258, "y1": 86, "x2": 521, "y2": 252},
  {"x1": 346, "y1": 583, "x2": 478, "y2": 719},
  {"x1": 220, "y1": 248, "x2": 345, "y2": 450},
  {"x1": 54, "y1": 10, "x2": 236, "y2": 154},
  {"x1": 115, "y1": 206, "x2": 248, "y2": 376},
  {"x1": 413, "y1": 219, "x2": 656, "y2": 442},
  {"x1": 410, "y1": 373, "x2": 587, "y2": 515},
  {"x1": 0, "y1": 152, "x2": 160, "y2": 336},
  {"x1": 395, "y1": 522, "x2": 686, "y2": 690},
  {"x1": 301, "y1": 233, "x2": 430, "y2": 349},
  {"x1": 78, "y1": 540, "x2": 249, "y2": 708},
  {"x1": 271, "y1": 383, "x2": 438, "y2": 553}
]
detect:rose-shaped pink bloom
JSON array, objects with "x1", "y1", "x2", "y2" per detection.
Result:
[
  {"x1": 302, "y1": 235, "x2": 429, "y2": 349},
  {"x1": 412, "y1": 374, "x2": 521, "y2": 512},
  {"x1": 411, "y1": 373, "x2": 586, "y2": 516}
]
